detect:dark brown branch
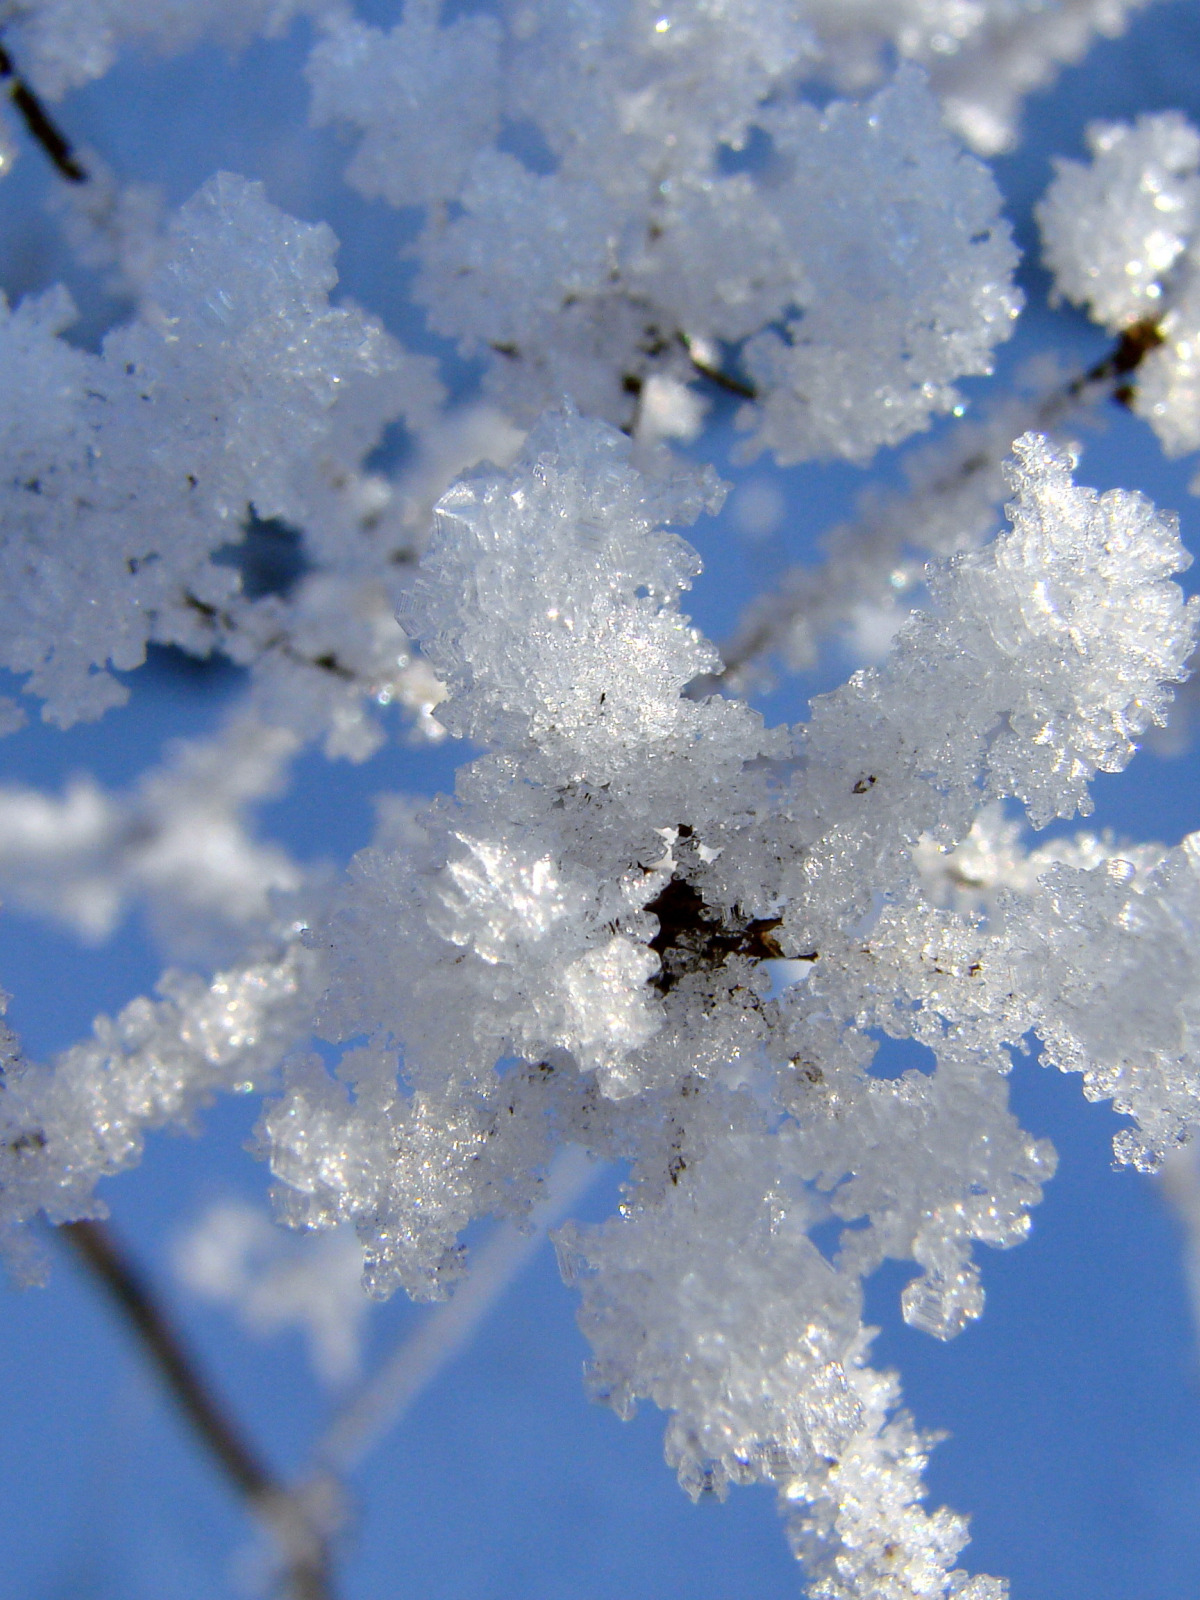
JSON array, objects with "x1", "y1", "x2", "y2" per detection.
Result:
[
  {"x1": 1067, "y1": 316, "x2": 1166, "y2": 408},
  {"x1": 645, "y1": 873, "x2": 786, "y2": 995},
  {"x1": 680, "y1": 334, "x2": 758, "y2": 402},
  {"x1": 689, "y1": 356, "x2": 757, "y2": 402},
  {"x1": 61, "y1": 1217, "x2": 337, "y2": 1600},
  {"x1": 0, "y1": 42, "x2": 87, "y2": 182},
  {"x1": 62, "y1": 1218, "x2": 272, "y2": 1498}
]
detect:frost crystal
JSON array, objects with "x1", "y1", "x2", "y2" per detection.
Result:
[
  {"x1": 5, "y1": 0, "x2": 1148, "y2": 163},
  {"x1": 1038, "y1": 113, "x2": 1200, "y2": 330},
  {"x1": 0, "y1": 713, "x2": 301, "y2": 953},
  {"x1": 5, "y1": 0, "x2": 328, "y2": 99},
  {"x1": 4, "y1": 9, "x2": 1200, "y2": 1596},
  {"x1": 0, "y1": 173, "x2": 422, "y2": 724},
  {"x1": 416, "y1": 68, "x2": 1018, "y2": 462},
  {"x1": 323, "y1": 0, "x2": 1021, "y2": 463},
  {"x1": 801, "y1": 0, "x2": 1155, "y2": 155},
  {"x1": 306, "y1": 6, "x2": 502, "y2": 208},
  {"x1": 241, "y1": 415, "x2": 1196, "y2": 1597},
  {"x1": 1035, "y1": 110, "x2": 1200, "y2": 467},
  {"x1": 739, "y1": 74, "x2": 1021, "y2": 462},
  {"x1": 177, "y1": 1199, "x2": 369, "y2": 1384},
  {"x1": 0, "y1": 939, "x2": 314, "y2": 1261},
  {"x1": 1134, "y1": 267, "x2": 1200, "y2": 460}
]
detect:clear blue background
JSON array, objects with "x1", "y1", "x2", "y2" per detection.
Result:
[{"x1": 3, "y1": 4, "x2": 1200, "y2": 1596}]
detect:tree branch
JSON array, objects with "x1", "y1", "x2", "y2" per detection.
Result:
[
  {"x1": 0, "y1": 42, "x2": 87, "y2": 182},
  {"x1": 61, "y1": 1217, "x2": 337, "y2": 1600},
  {"x1": 680, "y1": 333, "x2": 758, "y2": 401}
]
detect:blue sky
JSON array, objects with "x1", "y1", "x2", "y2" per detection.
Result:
[{"x1": 4, "y1": 5, "x2": 1200, "y2": 1598}]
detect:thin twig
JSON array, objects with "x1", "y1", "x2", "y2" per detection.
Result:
[
  {"x1": 679, "y1": 333, "x2": 758, "y2": 401},
  {"x1": 61, "y1": 1217, "x2": 337, "y2": 1600},
  {"x1": 0, "y1": 42, "x2": 87, "y2": 182},
  {"x1": 688, "y1": 354, "x2": 758, "y2": 401},
  {"x1": 312, "y1": 1147, "x2": 603, "y2": 1479},
  {"x1": 701, "y1": 318, "x2": 1167, "y2": 695},
  {"x1": 1065, "y1": 316, "x2": 1166, "y2": 409}
]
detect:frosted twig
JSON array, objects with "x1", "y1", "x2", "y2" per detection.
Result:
[
  {"x1": 0, "y1": 711, "x2": 303, "y2": 954},
  {"x1": 0, "y1": 940, "x2": 316, "y2": 1244},
  {"x1": 312, "y1": 1146, "x2": 602, "y2": 1478},
  {"x1": 62, "y1": 1216, "x2": 337, "y2": 1600},
  {"x1": 705, "y1": 320, "x2": 1166, "y2": 695}
]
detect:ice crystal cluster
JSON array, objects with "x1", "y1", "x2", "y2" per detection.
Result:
[
  {"x1": 1039, "y1": 107, "x2": 1200, "y2": 466},
  {"x1": 2, "y1": 1, "x2": 1200, "y2": 1597},
  {"x1": 320, "y1": 29, "x2": 1023, "y2": 459},
  {"x1": 0, "y1": 170, "x2": 437, "y2": 727},
  {"x1": 261, "y1": 419, "x2": 1198, "y2": 1599}
]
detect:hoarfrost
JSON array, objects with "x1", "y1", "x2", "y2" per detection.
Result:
[
  {"x1": 240, "y1": 415, "x2": 1191, "y2": 1598},
  {"x1": 0, "y1": 939, "x2": 315, "y2": 1270},
  {"x1": 1038, "y1": 113, "x2": 1200, "y2": 331},
  {"x1": 1036, "y1": 109, "x2": 1200, "y2": 469},
  {"x1": 0, "y1": 172, "x2": 428, "y2": 725},
  {"x1": 306, "y1": 5, "x2": 502, "y2": 208},
  {"x1": 739, "y1": 74, "x2": 1021, "y2": 462},
  {"x1": 801, "y1": 0, "x2": 1155, "y2": 156},
  {"x1": 5, "y1": 0, "x2": 1150, "y2": 163},
  {"x1": 3, "y1": 0, "x2": 331, "y2": 99},
  {"x1": 0, "y1": 713, "x2": 301, "y2": 953},
  {"x1": 412, "y1": 68, "x2": 1019, "y2": 463},
  {"x1": 176, "y1": 1198, "x2": 369, "y2": 1384},
  {"x1": 2, "y1": 8, "x2": 1198, "y2": 1596}
]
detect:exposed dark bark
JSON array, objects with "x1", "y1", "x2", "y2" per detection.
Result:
[
  {"x1": 62, "y1": 1217, "x2": 337, "y2": 1600},
  {"x1": 0, "y1": 43, "x2": 87, "y2": 182}
]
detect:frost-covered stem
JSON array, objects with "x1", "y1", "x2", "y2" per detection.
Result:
[
  {"x1": 706, "y1": 317, "x2": 1167, "y2": 694},
  {"x1": 313, "y1": 1147, "x2": 602, "y2": 1477},
  {"x1": 0, "y1": 42, "x2": 86, "y2": 181},
  {"x1": 62, "y1": 1218, "x2": 336, "y2": 1600}
]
